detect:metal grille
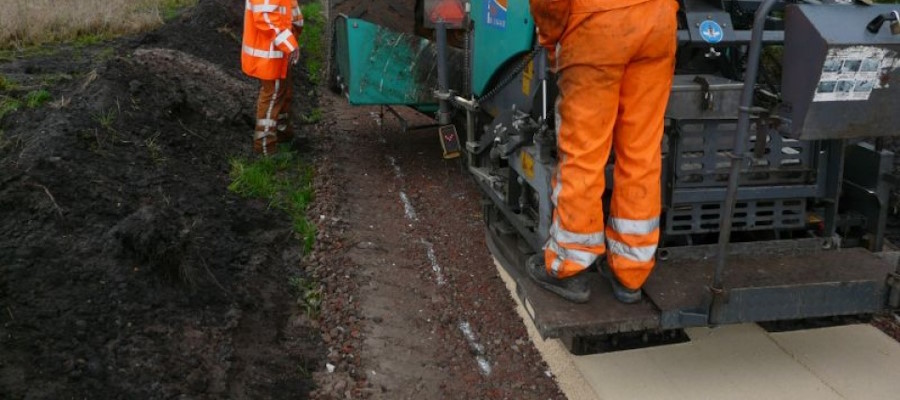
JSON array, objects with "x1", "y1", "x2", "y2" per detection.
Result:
[
  {"x1": 672, "y1": 120, "x2": 815, "y2": 188},
  {"x1": 666, "y1": 199, "x2": 807, "y2": 235}
]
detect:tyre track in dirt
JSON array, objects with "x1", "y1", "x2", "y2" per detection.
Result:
[{"x1": 310, "y1": 93, "x2": 563, "y2": 398}]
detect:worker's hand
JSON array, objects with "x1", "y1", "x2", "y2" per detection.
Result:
[
  {"x1": 293, "y1": 25, "x2": 303, "y2": 37},
  {"x1": 289, "y1": 49, "x2": 300, "y2": 66}
]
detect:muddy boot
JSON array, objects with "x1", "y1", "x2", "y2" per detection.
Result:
[
  {"x1": 253, "y1": 131, "x2": 278, "y2": 156},
  {"x1": 276, "y1": 113, "x2": 294, "y2": 143},
  {"x1": 525, "y1": 254, "x2": 590, "y2": 303},
  {"x1": 599, "y1": 258, "x2": 642, "y2": 304}
]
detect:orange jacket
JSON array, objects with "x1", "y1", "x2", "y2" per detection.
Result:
[
  {"x1": 291, "y1": 0, "x2": 304, "y2": 35},
  {"x1": 530, "y1": 0, "x2": 650, "y2": 51},
  {"x1": 242, "y1": 0, "x2": 300, "y2": 80}
]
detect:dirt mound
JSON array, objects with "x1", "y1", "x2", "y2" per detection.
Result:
[{"x1": 0, "y1": 1, "x2": 321, "y2": 398}]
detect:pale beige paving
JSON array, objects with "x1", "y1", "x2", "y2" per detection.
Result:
[{"x1": 497, "y1": 259, "x2": 900, "y2": 400}]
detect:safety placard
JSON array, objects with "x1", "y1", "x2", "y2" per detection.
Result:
[
  {"x1": 814, "y1": 46, "x2": 898, "y2": 102},
  {"x1": 485, "y1": 0, "x2": 507, "y2": 29}
]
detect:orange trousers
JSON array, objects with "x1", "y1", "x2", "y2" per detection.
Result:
[
  {"x1": 542, "y1": 0, "x2": 677, "y2": 289},
  {"x1": 254, "y1": 68, "x2": 294, "y2": 155}
]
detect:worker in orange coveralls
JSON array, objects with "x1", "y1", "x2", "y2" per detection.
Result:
[
  {"x1": 526, "y1": 0, "x2": 678, "y2": 303},
  {"x1": 241, "y1": 0, "x2": 304, "y2": 155}
]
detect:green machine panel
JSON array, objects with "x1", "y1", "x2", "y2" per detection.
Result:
[
  {"x1": 333, "y1": 16, "x2": 465, "y2": 111},
  {"x1": 470, "y1": 0, "x2": 536, "y2": 96},
  {"x1": 334, "y1": 16, "x2": 436, "y2": 107}
]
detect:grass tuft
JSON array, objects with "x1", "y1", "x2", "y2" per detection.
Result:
[
  {"x1": 299, "y1": 2, "x2": 325, "y2": 85},
  {"x1": 228, "y1": 149, "x2": 317, "y2": 254},
  {"x1": 24, "y1": 90, "x2": 51, "y2": 108}
]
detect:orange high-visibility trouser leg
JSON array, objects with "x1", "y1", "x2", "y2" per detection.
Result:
[
  {"x1": 255, "y1": 75, "x2": 290, "y2": 155},
  {"x1": 544, "y1": 0, "x2": 677, "y2": 288}
]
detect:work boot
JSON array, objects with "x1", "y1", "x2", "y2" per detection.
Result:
[
  {"x1": 525, "y1": 254, "x2": 590, "y2": 304},
  {"x1": 253, "y1": 131, "x2": 278, "y2": 156},
  {"x1": 598, "y1": 258, "x2": 642, "y2": 304}
]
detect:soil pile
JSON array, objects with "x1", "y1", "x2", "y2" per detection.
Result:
[{"x1": 0, "y1": 1, "x2": 321, "y2": 398}]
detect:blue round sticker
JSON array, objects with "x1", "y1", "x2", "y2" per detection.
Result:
[{"x1": 699, "y1": 20, "x2": 724, "y2": 44}]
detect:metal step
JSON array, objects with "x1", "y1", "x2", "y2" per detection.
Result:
[
  {"x1": 487, "y1": 229, "x2": 660, "y2": 339},
  {"x1": 489, "y1": 226, "x2": 894, "y2": 339}
]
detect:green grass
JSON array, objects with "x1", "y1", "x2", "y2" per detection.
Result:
[
  {"x1": 299, "y1": 2, "x2": 325, "y2": 85},
  {"x1": 160, "y1": 0, "x2": 197, "y2": 21},
  {"x1": 73, "y1": 33, "x2": 109, "y2": 48},
  {"x1": 24, "y1": 89, "x2": 51, "y2": 108},
  {"x1": 228, "y1": 149, "x2": 317, "y2": 253},
  {"x1": 0, "y1": 97, "x2": 21, "y2": 120}
]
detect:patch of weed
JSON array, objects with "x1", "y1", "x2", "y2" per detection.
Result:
[
  {"x1": 73, "y1": 33, "x2": 108, "y2": 47},
  {"x1": 301, "y1": 107, "x2": 323, "y2": 124},
  {"x1": 94, "y1": 108, "x2": 117, "y2": 130},
  {"x1": 145, "y1": 132, "x2": 166, "y2": 164},
  {"x1": 96, "y1": 47, "x2": 117, "y2": 62},
  {"x1": 289, "y1": 276, "x2": 322, "y2": 319},
  {"x1": 0, "y1": 97, "x2": 22, "y2": 120},
  {"x1": 299, "y1": 2, "x2": 325, "y2": 85},
  {"x1": 160, "y1": 0, "x2": 198, "y2": 21},
  {"x1": 0, "y1": 75, "x2": 18, "y2": 92},
  {"x1": 25, "y1": 90, "x2": 51, "y2": 108}
]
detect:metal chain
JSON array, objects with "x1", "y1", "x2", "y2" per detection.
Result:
[{"x1": 475, "y1": 47, "x2": 542, "y2": 104}]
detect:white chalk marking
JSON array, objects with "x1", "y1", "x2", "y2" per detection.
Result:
[
  {"x1": 420, "y1": 240, "x2": 447, "y2": 286},
  {"x1": 399, "y1": 192, "x2": 417, "y2": 221},
  {"x1": 459, "y1": 321, "x2": 492, "y2": 376},
  {"x1": 386, "y1": 155, "x2": 403, "y2": 178}
]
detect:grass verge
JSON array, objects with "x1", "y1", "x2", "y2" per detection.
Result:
[
  {"x1": 299, "y1": 2, "x2": 326, "y2": 85},
  {"x1": 228, "y1": 148, "x2": 317, "y2": 254},
  {"x1": 0, "y1": 0, "x2": 197, "y2": 50}
]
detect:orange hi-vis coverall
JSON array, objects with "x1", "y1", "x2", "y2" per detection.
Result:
[
  {"x1": 242, "y1": 0, "x2": 303, "y2": 154},
  {"x1": 531, "y1": 0, "x2": 678, "y2": 290}
]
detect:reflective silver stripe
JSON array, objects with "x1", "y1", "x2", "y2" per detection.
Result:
[
  {"x1": 609, "y1": 217, "x2": 660, "y2": 236},
  {"x1": 549, "y1": 257, "x2": 562, "y2": 277},
  {"x1": 250, "y1": 4, "x2": 277, "y2": 12},
  {"x1": 547, "y1": 240, "x2": 597, "y2": 268},
  {"x1": 293, "y1": 6, "x2": 302, "y2": 17},
  {"x1": 254, "y1": 130, "x2": 276, "y2": 139},
  {"x1": 607, "y1": 238, "x2": 657, "y2": 263},
  {"x1": 257, "y1": 118, "x2": 277, "y2": 127},
  {"x1": 243, "y1": 44, "x2": 283, "y2": 59},
  {"x1": 247, "y1": 3, "x2": 287, "y2": 13},
  {"x1": 274, "y1": 29, "x2": 293, "y2": 46},
  {"x1": 550, "y1": 220, "x2": 605, "y2": 246}
]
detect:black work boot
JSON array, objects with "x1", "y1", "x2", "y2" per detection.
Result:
[
  {"x1": 525, "y1": 254, "x2": 590, "y2": 304},
  {"x1": 599, "y1": 259, "x2": 642, "y2": 304}
]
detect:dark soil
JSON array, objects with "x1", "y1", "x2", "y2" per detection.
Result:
[{"x1": 0, "y1": 1, "x2": 322, "y2": 398}]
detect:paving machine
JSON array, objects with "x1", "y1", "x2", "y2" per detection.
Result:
[{"x1": 331, "y1": 0, "x2": 900, "y2": 351}]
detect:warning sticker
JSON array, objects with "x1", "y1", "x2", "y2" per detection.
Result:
[
  {"x1": 814, "y1": 46, "x2": 898, "y2": 102},
  {"x1": 485, "y1": 0, "x2": 507, "y2": 30}
]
